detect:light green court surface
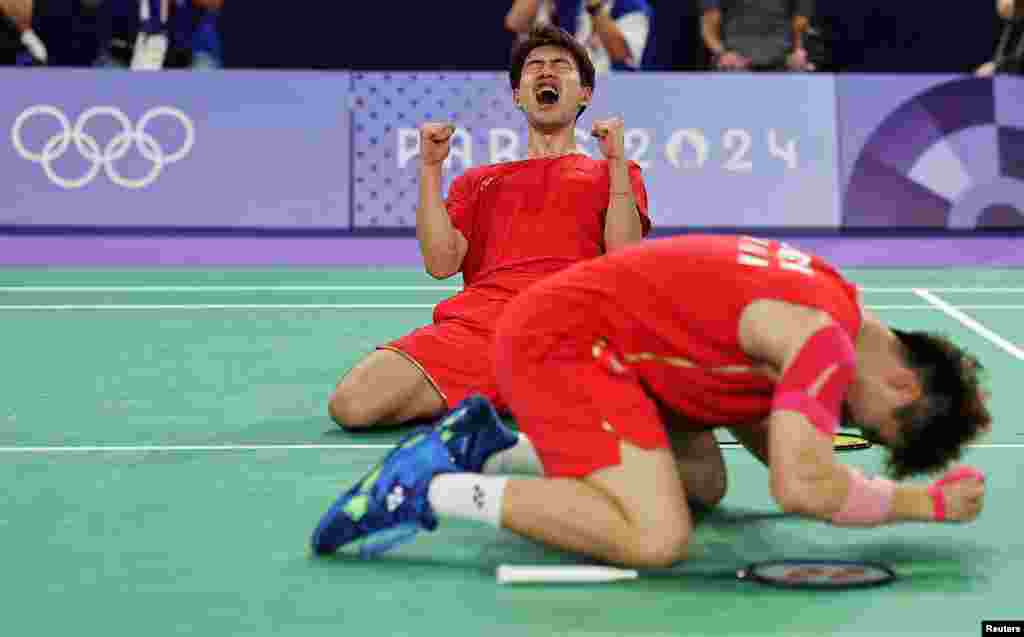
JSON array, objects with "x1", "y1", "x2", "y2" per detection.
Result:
[{"x1": 1, "y1": 268, "x2": 1022, "y2": 637}]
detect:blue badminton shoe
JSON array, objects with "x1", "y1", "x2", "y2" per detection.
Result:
[
  {"x1": 311, "y1": 427, "x2": 457, "y2": 557},
  {"x1": 435, "y1": 395, "x2": 518, "y2": 473}
]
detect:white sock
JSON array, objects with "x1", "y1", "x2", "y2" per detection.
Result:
[
  {"x1": 482, "y1": 433, "x2": 544, "y2": 476},
  {"x1": 427, "y1": 474, "x2": 508, "y2": 528}
]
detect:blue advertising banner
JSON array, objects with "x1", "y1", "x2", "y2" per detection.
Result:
[
  {"x1": 350, "y1": 72, "x2": 841, "y2": 229},
  {"x1": 2, "y1": 69, "x2": 351, "y2": 230},
  {"x1": 837, "y1": 75, "x2": 1024, "y2": 229}
]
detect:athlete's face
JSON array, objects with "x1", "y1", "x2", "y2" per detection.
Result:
[
  {"x1": 514, "y1": 45, "x2": 592, "y2": 131},
  {"x1": 843, "y1": 370, "x2": 922, "y2": 448}
]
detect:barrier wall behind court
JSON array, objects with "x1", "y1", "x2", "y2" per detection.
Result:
[{"x1": 2, "y1": 70, "x2": 1021, "y2": 234}]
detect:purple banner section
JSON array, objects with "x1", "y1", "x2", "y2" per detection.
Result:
[
  {"x1": 838, "y1": 75, "x2": 1024, "y2": 229},
  {"x1": 3, "y1": 71, "x2": 1022, "y2": 268},
  {"x1": 1, "y1": 69, "x2": 350, "y2": 229},
  {"x1": 2, "y1": 235, "x2": 1022, "y2": 268},
  {"x1": 351, "y1": 72, "x2": 840, "y2": 228}
]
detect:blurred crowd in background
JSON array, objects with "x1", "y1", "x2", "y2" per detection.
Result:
[
  {"x1": 1, "y1": 1, "x2": 1021, "y2": 75},
  {"x1": 0, "y1": 0, "x2": 221, "y2": 69}
]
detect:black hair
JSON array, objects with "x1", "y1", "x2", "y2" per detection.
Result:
[{"x1": 886, "y1": 330, "x2": 992, "y2": 478}]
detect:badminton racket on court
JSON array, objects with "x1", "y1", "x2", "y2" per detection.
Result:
[
  {"x1": 832, "y1": 433, "x2": 871, "y2": 451},
  {"x1": 720, "y1": 433, "x2": 871, "y2": 452},
  {"x1": 497, "y1": 560, "x2": 897, "y2": 589}
]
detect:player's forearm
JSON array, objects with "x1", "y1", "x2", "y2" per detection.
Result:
[
  {"x1": 825, "y1": 479, "x2": 932, "y2": 525},
  {"x1": 505, "y1": 0, "x2": 542, "y2": 33},
  {"x1": 416, "y1": 164, "x2": 462, "y2": 279},
  {"x1": 887, "y1": 484, "x2": 935, "y2": 522},
  {"x1": 781, "y1": 466, "x2": 933, "y2": 526},
  {"x1": 603, "y1": 159, "x2": 643, "y2": 252},
  {"x1": 772, "y1": 461, "x2": 847, "y2": 519},
  {"x1": 591, "y1": 12, "x2": 632, "y2": 63},
  {"x1": 791, "y1": 15, "x2": 809, "y2": 50},
  {"x1": 700, "y1": 12, "x2": 725, "y2": 56}
]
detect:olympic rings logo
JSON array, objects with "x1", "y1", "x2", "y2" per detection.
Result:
[{"x1": 11, "y1": 105, "x2": 195, "y2": 189}]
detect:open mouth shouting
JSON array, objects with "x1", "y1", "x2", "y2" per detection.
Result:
[{"x1": 535, "y1": 82, "x2": 561, "y2": 106}]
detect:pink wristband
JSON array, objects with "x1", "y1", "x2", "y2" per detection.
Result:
[
  {"x1": 830, "y1": 466, "x2": 896, "y2": 526},
  {"x1": 927, "y1": 467, "x2": 985, "y2": 521},
  {"x1": 928, "y1": 485, "x2": 946, "y2": 521}
]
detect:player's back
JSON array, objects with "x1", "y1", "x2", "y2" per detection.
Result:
[
  {"x1": 525, "y1": 234, "x2": 863, "y2": 425},
  {"x1": 612, "y1": 234, "x2": 860, "y2": 339}
]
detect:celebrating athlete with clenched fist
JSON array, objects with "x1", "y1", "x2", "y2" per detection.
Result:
[{"x1": 328, "y1": 24, "x2": 651, "y2": 432}]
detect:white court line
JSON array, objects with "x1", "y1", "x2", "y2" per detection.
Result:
[
  {"x1": 0, "y1": 444, "x2": 393, "y2": 454},
  {"x1": 913, "y1": 289, "x2": 1024, "y2": 361},
  {"x1": 861, "y1": 288, "x2": 1024, "y2": 294},
  {"x1": 0, "y1": 442, "x2": 1019, "y2": 453},
  {"x1": 0, "y1": 285, "x2": 1022, "y2": 293},
  {"x1": 3, "y1": 304, "x2": 1024, "y2": 312},
  {"x1": 868, "y1": 305, "x2": 1024, "y2": 310}
]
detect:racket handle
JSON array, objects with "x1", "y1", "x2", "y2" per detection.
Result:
[{"x1": 497, "y1": 565, "x2": 639, "y2": 584}]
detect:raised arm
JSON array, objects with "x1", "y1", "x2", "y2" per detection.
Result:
[
  {"x1": 417, "y1": 123, "x2": 469, "y2": 280},
  {"x1": 700, "y1": 5, "x2": 726, "y2": 60}
]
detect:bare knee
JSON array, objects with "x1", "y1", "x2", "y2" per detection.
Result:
[
  {"x1": 327, "y1": 387, "x2": 378, "y2": 430},
  {"x1": 613, "y1": 524, "x2": 691, "y2": 568},
  {"x1": 327, "y1": 351, "x2": 443, "y2": 430}
]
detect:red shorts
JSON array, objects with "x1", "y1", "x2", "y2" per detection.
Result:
[
  {"x1": 382, "y1": 292, "x2": 509, "y2": 412},
  {"x1": 494, "y1": 289, "x2": 670, "y2": 478}
]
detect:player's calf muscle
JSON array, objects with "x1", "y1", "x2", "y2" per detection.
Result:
[{"x1": 501, "y1": 466, "x2": 692, "y2": 568}]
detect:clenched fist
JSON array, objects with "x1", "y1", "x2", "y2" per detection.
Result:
[
  {"x1": 931, "y1": 466, "x2": 986, "y2": 523},
  {"x1": 716, "y1": 51, "x2": 750, "y2": 70},
  {"x1": 591, "y1": 117, "x2": 625, "y2": 161},
  {"x1": 786, "y1": 48, "x2": 815, "y2": 72},
  {"x1": 420, "y1": 122, "x2": 455, "y2": 167}
]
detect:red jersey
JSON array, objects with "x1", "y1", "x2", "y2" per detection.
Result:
[
  {"x1": 526, "y1": 235, "x2": 864, "y2": 427},
  {"x1": 433, "y1": 155, "x2": 650, "y2": 324}
]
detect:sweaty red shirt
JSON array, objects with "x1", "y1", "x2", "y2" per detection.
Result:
[
  {"x1": 433, "y1": 155, "x2": 650, "y2": 325},
  {"x1": 523, "y1": 235, "x2": 864, "y2": 427}
]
